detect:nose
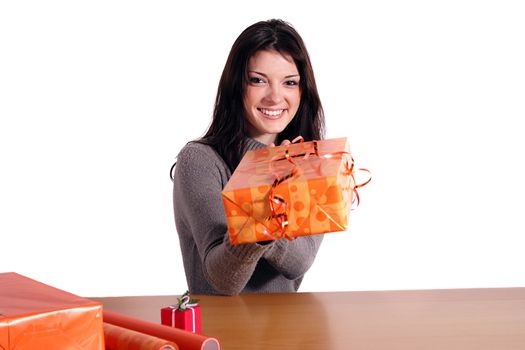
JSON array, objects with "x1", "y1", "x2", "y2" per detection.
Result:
[{"x1": 264, "y1": 84, "x2": 283, "y2": 104}]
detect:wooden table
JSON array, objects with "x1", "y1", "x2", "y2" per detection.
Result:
[{"x1": 93, "y1": 288, "x2": 525, "y2": 350}]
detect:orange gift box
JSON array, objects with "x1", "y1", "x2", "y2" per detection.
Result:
[
  {"x1": 0, "y1": 272, "x2": 104, "y2": 350},
  {"x1": 222, "y1": 137, "x2": 357, "y2": 244}
]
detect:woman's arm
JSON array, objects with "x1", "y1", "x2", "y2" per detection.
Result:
[
  {"x1": 263, "y1": 235, "x2": 323, "y2": 280},
  {"x1": 173, "y1": 144, "x2": 271, "y2": 295}
]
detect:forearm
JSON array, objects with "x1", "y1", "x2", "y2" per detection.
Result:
[
  {"x1": 263, "y1": 235, "x2": 323, "y2": 280},
  {"x1": 202, "y1": 234, "x2": 270, "y2": 295}
]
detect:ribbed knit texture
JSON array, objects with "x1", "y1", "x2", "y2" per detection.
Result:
[{"x1": 172, "y1": 138, "x2": 323, "y2": 295}]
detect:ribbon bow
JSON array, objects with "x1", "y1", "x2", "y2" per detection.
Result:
[
  {"x1": 266, "y1": 138, "x2": 371, "y2": 240},
  {"x1": 171, "y1": 291, "x2": 199, "y2": 311}
]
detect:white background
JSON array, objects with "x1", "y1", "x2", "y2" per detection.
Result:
[{"x1": 1, "y1": 1, "x2": 524, "y2": 297}]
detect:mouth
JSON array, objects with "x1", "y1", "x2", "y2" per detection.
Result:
[{"x1": 258, "y1": 108, "x2": 285, "y2": 119}]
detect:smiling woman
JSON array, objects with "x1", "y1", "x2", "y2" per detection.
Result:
[
  {"x1": 170, "y1": 19, "x2": 326, "y2": 295},
  {"x1": 243, "y1": 50, "x2": 301, "y2": 144}
]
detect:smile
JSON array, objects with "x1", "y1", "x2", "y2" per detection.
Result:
[{"x1": 259, "y1": 108, "x2": 284, "y2": 117}]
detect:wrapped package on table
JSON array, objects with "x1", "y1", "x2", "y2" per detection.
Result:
[
  {"x1": 161, "y1": 292, "x2": 201, "y2": 334},
  {"x1": 0, "y1": 272, "x2": 104, "y2": 350},
  {"x1": 222, "y1": 137, "x2": 366, "y2": 244}
]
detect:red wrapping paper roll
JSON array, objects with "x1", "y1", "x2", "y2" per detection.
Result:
[
  {"x1": 103, "y1": 310, "x2": 220, "y2": 350},
  {"x1": 104, "y1": 323, "x2": 178, "y2": 350}
]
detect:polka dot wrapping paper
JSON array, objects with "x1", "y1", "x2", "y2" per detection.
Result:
[{"x1": 222, "y1": 137, "x2": 358, "y2": 244}]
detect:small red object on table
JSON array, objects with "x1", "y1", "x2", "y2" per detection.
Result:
[{"x1": 161, "y1": 291, "x2": 201, "y2": 334}]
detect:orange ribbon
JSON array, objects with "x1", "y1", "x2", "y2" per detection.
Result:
[{"x1": 265, "y1": 139, "x2": 371, "y2": 240}]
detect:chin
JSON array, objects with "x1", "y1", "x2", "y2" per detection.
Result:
[
  {"x1": 264, "y1": 121, "x2": 290, "y2": 132},
  {"x1": 264, "y1": 128, "x2": 286, "y2": 136}
]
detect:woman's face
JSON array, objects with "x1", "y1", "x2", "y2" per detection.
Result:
[{"x1": 243, "y1": 50, "x2": 301, "y2": 145}]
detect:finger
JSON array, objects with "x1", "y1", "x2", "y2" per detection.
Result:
[
  {"x1": 269, "y1": 142, "x2": 275, "y2": 147},
  {"x1": 291, "y1": 136, "x2": 304, "y2": 143},
  {"x1": 281, "y1": 140, "x2": 291, "y2": 146}
]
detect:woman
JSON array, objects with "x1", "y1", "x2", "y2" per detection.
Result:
[{"x1": 172, "y1": 19, "x2": 326, "y2": 295}]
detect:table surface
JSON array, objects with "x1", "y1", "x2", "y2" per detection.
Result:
[{"x1": 93, "y1": 287, "x2": 525, "y2": 350}]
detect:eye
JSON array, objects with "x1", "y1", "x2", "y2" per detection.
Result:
[
  {"x1": 249, "y1": 77, "x2": 265, "y2": 84},
  {"x1": 284, "y1": 79, "x2": 299, "y2": 87}
]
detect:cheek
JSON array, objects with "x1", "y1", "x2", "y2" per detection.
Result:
[
  {"x1": 287, "y1": 90, "x2": 301, "y2": 108},
  {"x1": 244, "y1": 87, "x2": 260, "y2": 106}
]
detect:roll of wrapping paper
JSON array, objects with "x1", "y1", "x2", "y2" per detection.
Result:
[
  {"x1": 103, "y1": 310, "x2": 220, "y2": 350},
  {"x1": 104, "y1": 323, "x2": 178, "y2": 350}
]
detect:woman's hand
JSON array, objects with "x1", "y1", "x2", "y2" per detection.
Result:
[{"x1": 269, "y1": 136, "x2": 303, "y2": 147}]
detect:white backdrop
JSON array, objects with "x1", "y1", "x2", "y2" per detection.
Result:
[{"x1": 1, "y1": 1, "x2": 524, "y2": 297}]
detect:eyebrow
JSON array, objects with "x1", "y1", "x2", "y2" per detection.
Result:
[{"x1": 249, "y1": 70, "x2": 300, "y2": 79}]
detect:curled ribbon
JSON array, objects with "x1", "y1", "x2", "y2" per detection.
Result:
[
  {"x1": 265, "y1": 139, "x2": 371, "y2": 240},
  {"x1": 342, "y1": 154, "x2": 371, "y2": 209},
  {"x1": 174, "y1": 295, "x2": 198, "y2": 310},
  {"x1": 265, "y1": 137, "x2": 307, "y2": 241}
]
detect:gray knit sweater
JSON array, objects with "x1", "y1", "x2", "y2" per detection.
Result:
[{"x1": 172, "y1": 138, "x2": 323, "y2": 295}]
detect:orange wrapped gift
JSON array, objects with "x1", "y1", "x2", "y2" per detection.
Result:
[
  {"x1": 222, "y1": 137, "x2": 366, "y2": 244},
  {"x1": 0, "y1": 272, "x2": 104, "y2": 350}
]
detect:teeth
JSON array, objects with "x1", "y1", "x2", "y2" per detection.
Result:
[{"x1": 260, "y1": 109, "x2": 284, "y2": 117}]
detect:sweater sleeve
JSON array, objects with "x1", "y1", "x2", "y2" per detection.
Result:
[
  {"x1": 173, "y1": 144, "x2": 271, "y2": 295},
  {"x1": 263, "y1": 234, "x2": 323, "y2": 280}
]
